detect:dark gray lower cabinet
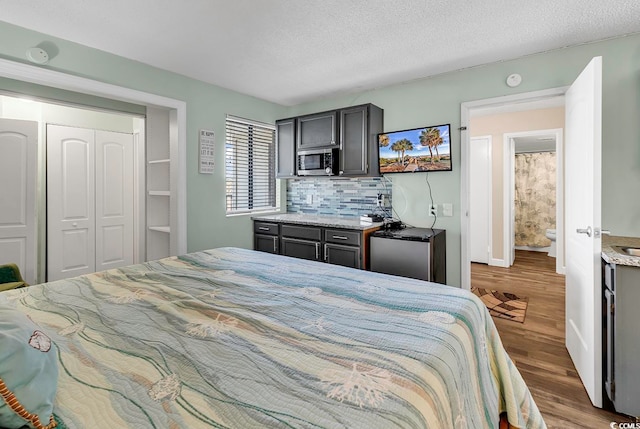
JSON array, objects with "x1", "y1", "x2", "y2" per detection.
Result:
[
  {"x1": 281, "y1": 237, "x2": 321, "y2": 261},
  {"x1": 602, "y1": 259, "x2": 640, "y2": 416},
  {"x1": 325, "y1": 243, "x2": 361, "y2": 269},
  {"x1": 281, "y1": 224, "x2": 323, "y2": 261},
  {"x1": 253, "y1": 222, "x2": 279, "y2": 254},
  {"x1": 253, "y1": 220, "x2": 374, "y2": 269},
  {"x1": 255, "y1": 234, "x2": 278, "y2": 254}
]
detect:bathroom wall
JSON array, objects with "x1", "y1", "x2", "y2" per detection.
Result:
[{"x1": 287, "y1": 178, "x2": 392, "y2": 217}]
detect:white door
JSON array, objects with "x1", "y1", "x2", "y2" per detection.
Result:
[
  {"x1": 469, "y1": 136, "x2": 491, "y2": 264},
  {"x1": 95, "y1": 130, "x2": 134, "y2": 271},
  {"x1": 47, "y1": 125, "x2": 96, "y2": 281},
  {"x1": 565, "y1": 56, "x2": 602, "y2": 407},
  {"x1": 48, "y1": 125, "x2": 135, "y2": 281},
  {"x1": 0, "y1": 119, "x2": 37, "y2": 284}
]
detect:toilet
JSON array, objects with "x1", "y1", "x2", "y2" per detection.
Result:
[{"x1": 545, "y1": 229, "x2": 556, "y2": 257}]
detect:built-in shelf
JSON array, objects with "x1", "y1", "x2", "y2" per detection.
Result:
[
  {"x1": 148, "y1": 158, "x2": 170, "y2": 164},
  {"x1": 148, "y1": 190, "x2": 171, "y2": 196},
  {"x1": 148, "y1": 226, "x2": 171, "y2": 233}
]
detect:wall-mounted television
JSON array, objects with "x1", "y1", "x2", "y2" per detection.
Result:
[{"x1": 378, "y1": 124, "x2": 451, "y2": 174}]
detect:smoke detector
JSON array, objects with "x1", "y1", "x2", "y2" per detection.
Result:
[{"x1": 26, "y1": 47, "x2": 49, "y2": 65}]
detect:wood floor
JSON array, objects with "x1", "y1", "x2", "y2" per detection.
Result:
[{"x1": 471, "y1": 250, "x2": 634, "y2": 428}]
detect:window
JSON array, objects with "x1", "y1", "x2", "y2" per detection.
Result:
[{"x1": 225, "y1": 115, "x2": 277, "y2": 214}]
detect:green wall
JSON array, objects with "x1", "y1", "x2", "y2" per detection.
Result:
[
  {"x1": 0, "y1": 21, "x2": 287, "y2": 254},
  {"x1": 286, "y1": 34, "x2": 640, "y2": 286},
  {"x1": 1, "y1": 20, "x2": 639, "y2": 286}
]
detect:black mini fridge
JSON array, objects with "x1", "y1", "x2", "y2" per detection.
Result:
[{"x1": 370, "y1": 228, "x2": 446, "y2": 284}]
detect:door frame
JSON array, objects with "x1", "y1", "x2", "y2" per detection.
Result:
[
  {"x1": 0, "y1": 58, "x2": 187, "y2": 257},
  {"x1": 504, "y1": 128, "x2": 564, "y2": 274},
  {"x1": 460, "y1": 87, "x2": 567, "y2": 289}
]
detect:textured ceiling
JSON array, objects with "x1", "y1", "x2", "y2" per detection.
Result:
[{"x1": 1, "y1": 0, "x2": 640, "y2": 106}]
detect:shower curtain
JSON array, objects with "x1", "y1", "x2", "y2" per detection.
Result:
[{"x1": 514, "y1": 152, "x2": 556, "y2": 247}]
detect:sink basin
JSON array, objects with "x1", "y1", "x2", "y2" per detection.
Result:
[
  {"x1": 622, "y1": 247, "x2": 640, "y2": 256},
  {"x1": 614, "y1": 246, "x2": 640, "y2": 257}
]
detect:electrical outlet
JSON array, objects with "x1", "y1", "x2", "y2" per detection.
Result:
[
  {"x1": 306, "y1": 194, "x2": 313, "y2": 204},
  {"x1": 377, "y1": 193, "x2": 390, "y2": 207},
  {"x1": 429, "y1": 203, "x2": 437, "y2": 217}
]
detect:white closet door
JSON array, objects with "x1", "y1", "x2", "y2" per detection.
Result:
[
  {"x1": 95, "y1": 130, "x2": 134, "y2": 271},
  {"x1": 0, "y1": 119, "x2": 37, "y2": 284},
  {"x1": 47, "y1": 125, "x2": 96, "y2": 281}
]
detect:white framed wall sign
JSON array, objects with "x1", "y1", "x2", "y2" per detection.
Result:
[{"x1": 199, "y1": 129, "x2": 215, "y2": 174}]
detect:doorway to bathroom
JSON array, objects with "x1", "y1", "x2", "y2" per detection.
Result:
[
  {"x1": 467, "y1": 97, "x2": 565, "y2": 274},
  {"x1": 505, "y1": 128, "x2": 563, "y2": 274}
]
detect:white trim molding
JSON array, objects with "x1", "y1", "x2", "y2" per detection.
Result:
[
  {"x1": 0, "y1": 58, "x2": 187, "y2": 256},
  {"x1": 460, "y1": 87, "x2": 568, "y2": 289},
  {"x1": 503, "y1": 128, "x2": 564, "y2": 274}
]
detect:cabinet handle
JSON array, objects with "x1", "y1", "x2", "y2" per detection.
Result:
[
  {"x1": 324, "y1": 243, "x2": 328, "y2": 261},
  {"x1": 315, "y1": 242, "x2": 320, "y2": 260},
  {"x1": 258, "y1": 226, "x2": 270, "y2": 231},
  {"x1": 273, "y1": 237, "x2": 277, "y2": 253},
  {"x1": 332, "y1": 235, "x2": 349, "y2": 240}
]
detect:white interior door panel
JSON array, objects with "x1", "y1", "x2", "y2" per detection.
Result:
[
  {"x1": 0, "y1": 119, "x2": 37, "y2": 284},
  {"x1": 95, "y1": 130, "x2": 134, "y2": 271},
  {"x1": 564, "y1": 56, "x2": 603, "y2": 407},
  {"x1": 47, "y1": 125, "x2": 95, "y2": 281}
]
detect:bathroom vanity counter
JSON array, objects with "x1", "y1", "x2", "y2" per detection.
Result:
[{"x1": 602, "y1": 235, "x2": 640, "y2": 267}]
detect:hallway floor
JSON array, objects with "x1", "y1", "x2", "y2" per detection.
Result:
[{"x1": 471, "y1": 250, "x2": 634, "y2": 428}]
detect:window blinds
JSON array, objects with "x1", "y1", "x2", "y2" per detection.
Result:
[{"x1": 225, "y1": 116, "x2": 276, "y2": 214}]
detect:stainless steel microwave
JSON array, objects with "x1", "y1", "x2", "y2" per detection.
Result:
[{"x1": 297, "y1": 148, "x2": 339, "y2": 176}]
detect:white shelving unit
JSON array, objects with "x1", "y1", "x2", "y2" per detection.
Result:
[
  {"x1": 148, "y1": 226, "x2": 171, "y2": 233},
  {"x1": 148, "y1": 158, "x2": 170, "y2": 165},
  {"x1": 146, "y1": 108, "x2": 173, "y2": 261}
]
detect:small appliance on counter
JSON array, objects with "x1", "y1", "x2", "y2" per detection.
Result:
[
  {"x1": 370, "y1": 228, "x2": 446, "y2": 284},
  {"x1": 359, "y1": 214, "x2": 384, "y2": 223}
]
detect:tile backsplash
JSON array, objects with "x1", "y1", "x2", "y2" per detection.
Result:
[{"x1": 287, "y1": 177, "x2": 392, "y2": 217}]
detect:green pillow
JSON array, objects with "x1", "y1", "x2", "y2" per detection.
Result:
[{"x1": 0, "y1": 304, "x2": 58, "y2": 429}]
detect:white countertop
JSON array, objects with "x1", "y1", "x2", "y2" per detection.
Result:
[{"x1": 252, "y1": 213, "x2": 384, "y2": 231}]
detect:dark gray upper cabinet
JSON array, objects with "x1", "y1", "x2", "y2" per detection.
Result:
[
  {"x1": 275, "y1": 118, "x2": 296, "y2": 178},
  {"x1": 296, "y1": 111, "x2": 338, "y2": 150},
  {"x1": 339, "y1": 104, "x2": 383, "y2": 177},
  {"x1": 276, "y1": 103, "x2": 383, "y2": 177}
]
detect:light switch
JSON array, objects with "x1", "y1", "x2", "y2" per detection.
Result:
[
  {"x1": 442, "y1": 203, "x2": 453, "y2": 217},
  {"x1": 306, "y1": 194, "x2": 313, "y2": 204}
]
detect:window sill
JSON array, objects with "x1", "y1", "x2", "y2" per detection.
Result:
[{"x1": 226, "y1": 208, "x2": 283, "y2": 218}]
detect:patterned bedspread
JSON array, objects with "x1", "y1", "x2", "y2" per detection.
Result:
[{"x1": 1, "y1": 247, "x2": 545, "y2": 428}]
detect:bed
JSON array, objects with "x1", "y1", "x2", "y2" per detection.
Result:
[{"x1": 0, "y1": 247, "x2": 545, "y2": 428}]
